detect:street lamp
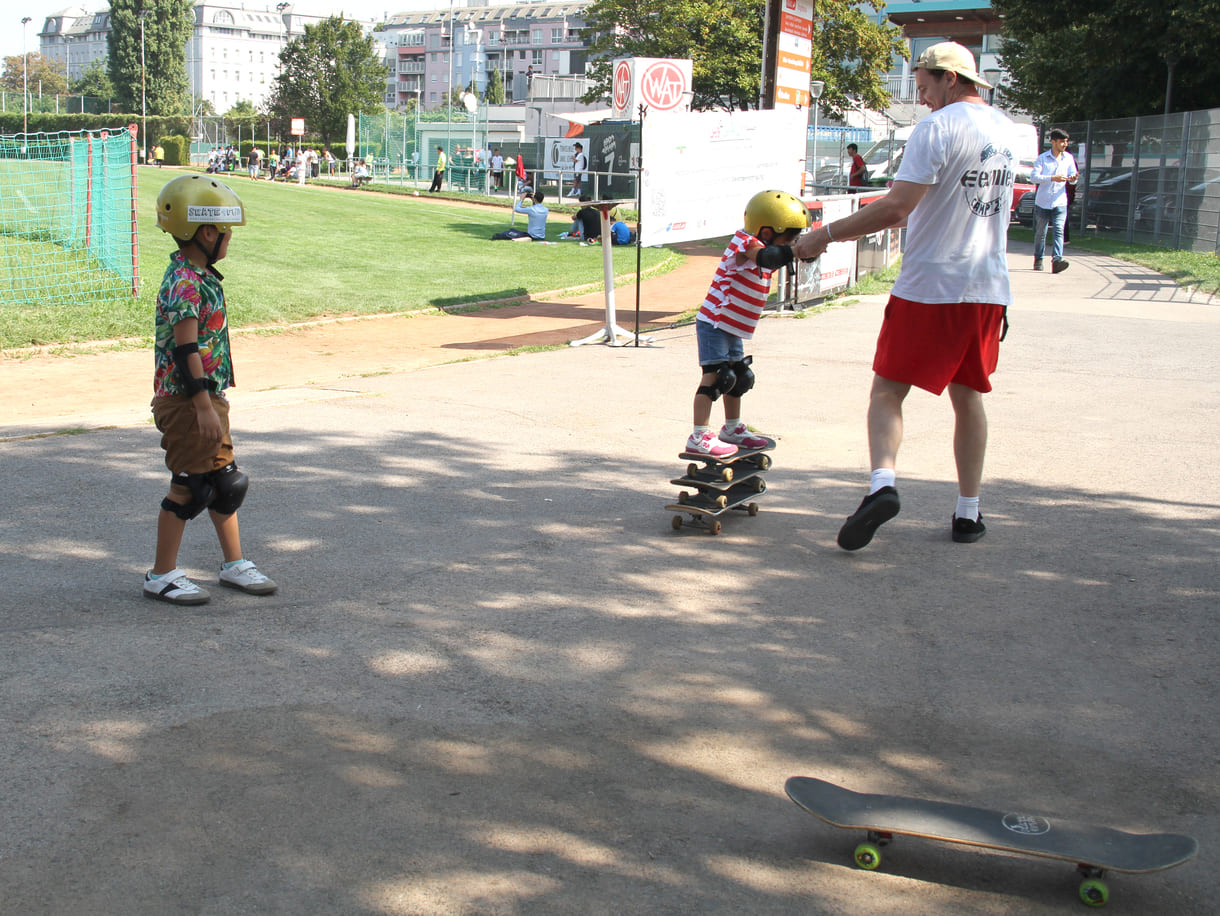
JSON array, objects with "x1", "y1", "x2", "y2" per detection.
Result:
[
  {"x1": 140, "y1": 9, "x2": 149, "y2": 165},
  {"x1": 810, "y1": 79, "x2": 825, "y2": 191},
  {"x1": 21, "y1": 16, "x2": 32, "y2": 137},
  {"x1": 983, "y1": 69, "x2": 1001, "y2": 106}
]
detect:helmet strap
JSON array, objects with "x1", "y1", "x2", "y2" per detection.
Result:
[{"x1": 189, "y1": 228, "x2": 228, "y2": 279}]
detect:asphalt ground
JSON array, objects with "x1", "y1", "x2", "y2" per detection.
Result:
[{"x1": 1, "y1": 240, "x2": 1217, "y2": 914}]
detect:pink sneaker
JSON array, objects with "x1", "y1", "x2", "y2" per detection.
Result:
[
  {"x1": 719, "y1": 423, "x2": 770, "y2": 449},
  {"x1": 685, "y1": 431, "x2": 738, "y2": 458}
]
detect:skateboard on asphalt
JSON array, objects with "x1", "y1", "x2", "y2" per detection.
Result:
[
  {"x1": 665, "y1": 478, "x2": 767, "y2": 534},
  {"x1": 679, "y1": 436, "x2": 776, "y2": 483},
  {"x1": 668, "y1": 437, "x2": 775, "y2": 534},
  {"x1": 784, "y1": 776, "x2": 1198, "y2": 907}
]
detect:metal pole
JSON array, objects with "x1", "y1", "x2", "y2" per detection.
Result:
[
  {"x1": 140, "y1": 11, "x2": 149, "y2": 165},
  {"x1": 21, "y1": 17, "x2": 31, "y2": 137}
]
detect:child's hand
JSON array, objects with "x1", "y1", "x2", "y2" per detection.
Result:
[{"x1": 195, "y1": 402, "x2": 224, "y2": 445}]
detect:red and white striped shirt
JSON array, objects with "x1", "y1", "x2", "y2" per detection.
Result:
[{"x1": 696, "y1": 230, "x2": 772, "y2": 339}]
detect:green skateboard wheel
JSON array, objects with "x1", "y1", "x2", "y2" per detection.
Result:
[
  {"x1": 1079, "y1": 877, "x2": 1109, "y2": 907},
  {"x1": 854, "y1": 842, "x2": 882, "y2": 870}
]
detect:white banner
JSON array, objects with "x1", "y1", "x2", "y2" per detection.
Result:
[{"x1": 639, "y1": 108, "x2": 806, "y2": 247}]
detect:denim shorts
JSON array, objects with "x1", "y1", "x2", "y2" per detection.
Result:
[{"x1": 696, "y1": 319, "x2": 745, "y2": 367}]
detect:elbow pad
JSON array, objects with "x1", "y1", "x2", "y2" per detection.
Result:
[
  {"x1": 756, "y1": 244, "x2": 795, "y2": 270},
  {"x1": 172, "y1": 342, "x2": 214, "y2": 397}
]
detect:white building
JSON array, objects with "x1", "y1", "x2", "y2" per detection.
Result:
[{"x1": 37, "y1": 3, "x2": 374, "y2": 112}]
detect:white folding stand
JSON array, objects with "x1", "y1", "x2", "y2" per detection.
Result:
[{"x1": 570, "y1": 199, "x2": 654, "y2": 348}]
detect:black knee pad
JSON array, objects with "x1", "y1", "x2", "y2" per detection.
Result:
[
  {"x1": 162, "y1": 473, "x2": 214, "y2": 520},
  {"x1": 207, "y1": 462, "x2": 249, "y2": 515},
  {"x1": 728, "y1": 356, "x2": 755, "y2": 397},
  {"x1": 696, "y1": 362, "x2": 737, "y2": 401}
]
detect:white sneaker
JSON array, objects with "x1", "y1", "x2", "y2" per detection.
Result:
[
  {"x1": 144, "y1": 569, "x2": 210, "y2": 606},
  {"x1": 685, "y1": 431, "x2": 738, "y2": 458},
  {"x1": 219, "y1": 559, "x2": 278, "y2": 595},
  {"x1": 719, "y1": 422, "x2": 771, "y2": 449}
]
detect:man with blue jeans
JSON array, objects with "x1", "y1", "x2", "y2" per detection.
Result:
[{"x1": 1032, "y1": 128, "x2": 1078, "y2": 273}]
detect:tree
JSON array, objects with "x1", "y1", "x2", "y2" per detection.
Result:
[
  {"x1": 1, "y1": 53, "x2": 69, "y2": 96},
  {"x1": 71, "y1": 57, "x2": 114, "y2": 99},
  {"x1": 485, "y1": 68, "x2": 504, "y2": 105},
  {"x1": 266, "y1": 16, "x2": 387, "y2": 146},
  {"x1": 993, "y1": 0, "x2": 1220, "y2": 120},
  {"x1": 107, "y1": 0, "x2": 194, "y2": 115},
  {"x1": 580, "y1": 0, "x2": 904, "y2": 117},
  {"x1": 225, "y1": 98, "x2": 261, "y2": 138}
]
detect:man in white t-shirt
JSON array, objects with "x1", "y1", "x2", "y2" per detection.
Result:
[
  {"x1": 795, "y1": 41, "x2": 1015, "y2": 550},
  {"x1": 571, "y1": 142, "x2": 588, "y2": 197}
]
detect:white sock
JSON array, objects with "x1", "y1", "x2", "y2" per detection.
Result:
[
  {"x1": 724, "y1": 417, "x2": 741, "y2": 431},
  {"x1": 869, "y1": 468, "x2": 896, "y2": 494},
  {"x1": 692, "y1": 425, "x2": 711, "y2": 438},
  {"x1": 955, "y1": 496, "x2": 980, "y2": 522}
]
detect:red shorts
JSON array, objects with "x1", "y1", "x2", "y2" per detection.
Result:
[{"x1": 873, "y1": 296, "x2": 1006, "y2": 394}]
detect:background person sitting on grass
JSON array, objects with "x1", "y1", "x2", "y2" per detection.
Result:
[{"x1": 492, "y1": 191, "x2": 550, "y2": 241}]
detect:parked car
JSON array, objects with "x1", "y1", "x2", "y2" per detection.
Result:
[
  {"x1": 1085, "y1": 168, "x2": 1167, "y2": 231},
  {"x1": 1015, "y1": 190, "x2": 1036, "y2": 226},
  {"x1": 1133, "y1": 173, "x2": 1220, "y2": 233}
]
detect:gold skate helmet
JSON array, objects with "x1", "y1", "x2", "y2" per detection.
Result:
[
  {"x1": 155, "y1": 174, "x2": 246, "y2": 240},
  {"x1": 744, "y1": 189, "x2": 811, "y2": 237}
]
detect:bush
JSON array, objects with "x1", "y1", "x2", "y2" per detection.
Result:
[{"x1": 157, "y1": 135, "x2": 190, "y2": 166}]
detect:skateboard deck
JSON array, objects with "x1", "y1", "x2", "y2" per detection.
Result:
[
  {"x1": 785, "y1": 776, "x2": 1197, "y2": 907},
  {"x1": 679, "y1": 436, "x2": 775, "y2": 482},
  {"x1": 666, "y1": 479, "x2": 766, "y2": 534},
  {"x1": 671, "y1": 460, "x2": 765, "y2": 492}
]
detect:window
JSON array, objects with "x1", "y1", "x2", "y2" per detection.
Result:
[
  {"x1": 551, "y1": 28, "x2": 561, "y2": 43},
  {"x1": 532, "y1": 29, "x2": 542, "y2": 45}
]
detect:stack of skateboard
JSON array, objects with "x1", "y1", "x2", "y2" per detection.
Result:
[{"x1": 666, "y1": 437, "x2": 775, "y2": 535}]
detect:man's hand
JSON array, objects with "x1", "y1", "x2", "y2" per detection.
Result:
[{"x1": 794, "y1": 227, "x2": 831, "y2": 261}]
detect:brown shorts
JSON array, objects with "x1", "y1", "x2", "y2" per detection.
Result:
[
  {"x1": 151, "y1": 393, "x2": 235, "y2": 492},
  {"x1": 873, "y1": 296, "x2": 1006, "y2": 395}
]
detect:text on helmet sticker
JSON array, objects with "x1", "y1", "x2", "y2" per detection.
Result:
[{"x1": 187, "y1": 205, "x2": 242, "y2": 221}]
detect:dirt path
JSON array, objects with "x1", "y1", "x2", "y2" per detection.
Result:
[{"x1": 0, "y1": 241, "x2": 721, "y2": 434}]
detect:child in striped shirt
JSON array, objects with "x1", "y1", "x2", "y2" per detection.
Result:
[{"x1": 686, "y1": 190, "x2": 810, "y2": 457}]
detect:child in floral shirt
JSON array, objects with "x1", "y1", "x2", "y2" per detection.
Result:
[{"x1": 144, "y1": 175, "x2": 276, "y2": 606}]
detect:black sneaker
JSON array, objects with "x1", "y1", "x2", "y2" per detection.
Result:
[
  {"x1": 837, "y1": 486, "x2": 900, "y2": 551},
  {"x1": 1052, "y1": 258, "x2": 1070, "y2": 274},
  {"x1": 1033, "y1": 259, "x2": 1043, "y2": 271},
  {"x1": 951, "y1": 514, "x2": 986, "y2": 543}
]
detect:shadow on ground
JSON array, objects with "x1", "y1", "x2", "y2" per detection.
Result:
[{"x1": 0, "y1": 419, "x2": 1214, "y2": 914}]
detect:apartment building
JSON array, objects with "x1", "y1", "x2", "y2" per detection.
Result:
[
  {"x1": 375, "y1": 0, "x2": 591, "y2": 111},
  {"x1": 37, "y1": 3, "x2": 370, "y2": 112}
]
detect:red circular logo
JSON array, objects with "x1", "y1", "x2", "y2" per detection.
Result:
[
  {"x1": 640, "y1": 61, "x2": 687, "y2": 111},
  {"x1": 613, "y1": 61, "x2": 631, "y2": 112}
]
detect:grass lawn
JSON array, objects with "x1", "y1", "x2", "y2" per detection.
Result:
[
  {"x1": 1008, "y1": 225, "x2": 1220, "y2": 295},
  {"x1": 0, "y1": 168, "x2": 679, "y2": 350}
]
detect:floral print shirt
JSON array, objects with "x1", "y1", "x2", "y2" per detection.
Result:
[{"x1": 153, "y1": 250, "x2": 234, "y2": 398}]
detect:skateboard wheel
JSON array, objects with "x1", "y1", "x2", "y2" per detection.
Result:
[
  {"x1": 721, "y1": 466, "x2": 734, "y2": 483},
  {"x1": 678, "y1": 491, "x2": 689, "y2": 505},
  {"x1": 708, "y1": 520, "x2": 722, "y2": 535},
  {"x1": 671, "y1": 514, "x2": 683, "y2": 531},
  {"x1": 687, "y1": 463, "x2": 699, "y2": 478},
  {"x1": 751, "y1": 477, "x2": 765, "y2": 493},
  {"x1": 747, "y1": 503, "x2": 759, "y2": 517},
  {"x1": 756, "y1": 454, "x2": 772, "y2": 470},
  {"x1": 1079, "y1": 877, "x2": 1109, "y2": 907},
  {"x1": 714, "y1": 495, "x2": 728, "y2": 509},
  {"x1": 854, "y1": 842, "x2": 882, "y2": 870}
]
